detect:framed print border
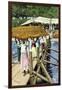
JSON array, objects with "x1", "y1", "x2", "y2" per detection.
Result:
[{"x1": 8, "y1": 1, "x2": 61, "y2": 88}]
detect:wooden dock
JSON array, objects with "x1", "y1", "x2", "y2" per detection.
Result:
[
  {"x1": 12, "y1": 58, "x2": 37, "y2": 86},
  {"x1": 12, "y1": 47, "x2": 58, "y2": 86}
]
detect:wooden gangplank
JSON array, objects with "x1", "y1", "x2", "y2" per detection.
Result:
[
  {"x1": 12, "y1": 58, "x2": 37, "y2": 86},
  {"x1": 12, "y1": 46, "x2": 54, "y2": 86}
]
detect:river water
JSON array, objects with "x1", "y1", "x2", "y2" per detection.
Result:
[
  {"x1": 12, "y1": 40, "x2": 59, "y2": 84},
  {"x1": 50, "y1": 41, "x2": 59, "y2": 83}
]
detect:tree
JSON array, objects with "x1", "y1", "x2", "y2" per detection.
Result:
[{"x1": 12, "y1": 3, "x2": 59, "y2": 27}]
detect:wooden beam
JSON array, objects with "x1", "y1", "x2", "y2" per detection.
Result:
[
  {"x1": 34, "y1": 47, "x2": 40, "y2": 83},
  {"x1": 32, "y1": 47, "x2": 41, "y2": 84},
  {"x1": 33, "y1": 66, "x2": 40, "y2": 84},
  {"x1": 40, "y1": 60, "x2": 53, "y2": 83},
  {"x1": 32, "y1": 71, "x2": 50, "y2": 83},
  {"x1": 29, "y1": 52, "x2": 33, "y2": 74},
  {"x1": 31, "y1": 47, "x2": 40, "y2": 85},
  {"x1": 29, "y1": 52, "x2": 35, "y2": 85}
]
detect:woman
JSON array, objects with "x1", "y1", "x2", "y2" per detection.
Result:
[
  {"x1": 21, "y1": 41, "x2": 29, "y2": 75},
  {"x1": 31, "y1": 42, "x2": 37, "y2": 58},
  {"x1": 39, "y1": 37, "x2": 46, "y2": 59},
  {"x1": 28, "y1": 38, "x2": 33, "y2": 52}
]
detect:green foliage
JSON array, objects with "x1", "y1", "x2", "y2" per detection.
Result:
[
  {"x1": 12, "y1": 17, "x2": 28, "y2": 27},
  {"x1": 12, "y1": 3, "x2": 59, "y2": 27}
]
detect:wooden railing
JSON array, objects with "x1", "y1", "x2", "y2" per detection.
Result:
[{"x1": 29, "y1": 45, "x2": 59, "y2": 85}]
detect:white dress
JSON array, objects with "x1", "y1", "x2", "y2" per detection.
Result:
[{"x1": 21, "y1": 44, "x2": 29, "y2": 71}]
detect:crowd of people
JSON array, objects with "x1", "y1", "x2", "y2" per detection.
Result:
[{"x1": 15, "y1": 35, "x2": 51, "y2": 76}]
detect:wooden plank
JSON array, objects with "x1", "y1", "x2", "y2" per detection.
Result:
[
  {"x1": 12, "y1": 73, "x2": 30, "y2": 86},
  {"x1": 12, "y1": 64, "x2": 21, "y2": 78},
  {"x1": 32, "y1": 71, "x2": 49, "y2": 83},
  {"x1": 12, "y1": 59, "x2": 37, "y2": 86}
]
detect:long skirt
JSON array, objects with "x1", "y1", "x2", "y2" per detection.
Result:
[
  {"x1": 32, "y1": 47, "x2": 37, "y2": 58},
  {"x1": 21, "y1": 53, "x2": 29, "y2": 71}
]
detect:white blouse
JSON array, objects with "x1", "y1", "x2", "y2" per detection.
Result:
[{"x1": 21, "y1": 44, "x2": 26, "y2": 53}]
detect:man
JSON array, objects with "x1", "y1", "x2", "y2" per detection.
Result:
[{"x1": 15, "y1": 39, "x2": 21, "y2": 63}]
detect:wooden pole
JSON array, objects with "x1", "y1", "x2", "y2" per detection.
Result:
[
  {"x1": 40, "y1": 47, "x2": 47, "y2": 68},
  {"x1": 32, "y1": 71, "x2": 50, "y2": 83},
  {"x1": 36, "y1": 47, "x2": 41, "y2": 82},
  {"x1": 29, "y1": 51, "x2": 34, "y2": 85},
  {"x1": 33, "y1": 65, "x2": 40, "y2": 84},
  {"x1": 40, "y1": 60, "x2": 52, "y2": 83},
  {"x1": 32, "y1": 47, "x2": 40, "y2": 84},
  {"x1": 29, "y1": 52, "x2": 33, "y2": 74},
  {"x1": 37, "y1": 47, "x2": 40, "y2": 67},
  {"x1": 41, "y1": 40, "x2": 52, "y2": 83}
]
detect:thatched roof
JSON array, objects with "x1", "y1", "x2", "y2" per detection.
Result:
[{"x1": 12, "y1": 26, "x2": 48, "y2": 39}]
